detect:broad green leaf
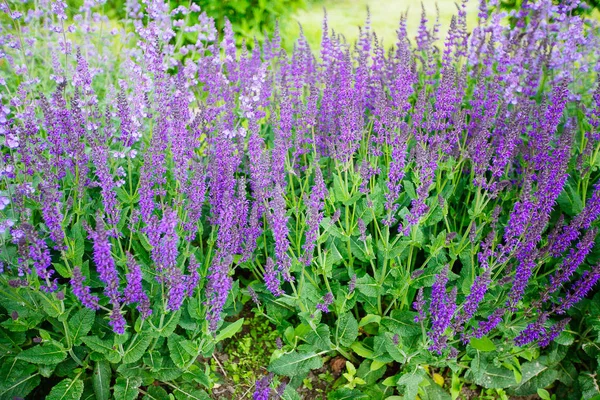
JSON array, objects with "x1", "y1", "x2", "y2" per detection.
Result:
[
  {"x1": 579, "y1": 372, "x2": 600, "y2": 399},
  {"x1": 46, "y1": 378, "x2": 84, "y2": 400},
  {"x1": 17, "y1": 342, "x2": 67, "y2": 364},
  {"x1": 381, "y1": 310, "x2": 420, "y2": 337},
  {"x1": 68, "y1": 309, "x2": 95, "y2": 346},
  {"x1": 172, "y1": 384, "x2": 210, "y2": 400},
  {"x1": 113, "y1": 377, "x2": 141, "y2": 400},
  {"x1": 269, "y1": 351, "x2": 323, "y2": 377},
  {"x1": 82, "y1": 336, "x2": 113, "y2": 355},
  {"x1": 143, "y1": 350, "x2": 163, "y2": 371},
  {"x1": 156, "y1": 310, "x2": 181, "y2": 337},
  {"x1": 215, "y1": 318, "x2": 244, "y2": 342},
  {"x1": 0, "y1": 359, "x2": 40, "y2": 399},
  {"x1": 359, "y1": 314, "x2": 381, "y2": 327},
  {"x1": 397, "y1": 370, "x2": 425, "y2": 400},
  {"x1": 468, "y1": 352, "x2": 517, "y2": 389},
  {"x1": 143, "y1": 386, "x2": 170, "y2": 400},
  {"x1": 510, "y1": 361, "x2": 558, "y2": 396},
  {"x1": 123, "y1": 332, "x2": 153, "y2": 364},
  {"x1": 469, "y1": 336, "x2": 497, "y2": 352},
  {"x1": 168, "y1": 334, "x2": 192, "y2": 369},
  {"x1": 355, "y1": 274, "x2": 384, "y2": 298},
  {"x1": 336, "y1": 313, "x2": 358, "y2": 348},
  {"x1": 305, "y1": 324, "x2": 332, "y2": 351},
  {"x1": 93, "y1": 361, "x2": 111, "y2": 400}
]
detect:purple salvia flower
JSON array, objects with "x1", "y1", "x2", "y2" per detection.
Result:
[
  {"x1": 206, "y1": 253, "x2": 233, "y2": 331},
  {"x1": 349, "y1": 274, "x2": 356, "y2": 293},
  {"x1": 542, "y1": 228, "x2": 597, "y2": 302},
  {"x1": 302, "y1": 167, "x2": 328, "y2": 266},
  {"x1": 514, "y1": 313, "x2": 548, "y2": 347},
  {"x1": 472, "y1": 307, "x2": 506, "y2": 339},
  {"x1": 264, "y1": 257, "x2": 283, "y2": 297},
  {"x1": 124, "y1": 253, "x2": 152, "y2": 318},
  {"x1": 384, "y1": 132, "x2": 407, "y2": 225},
  {"x1": 555, "y1": 264, "x2": 600, "y2": 314},
  {"x1": 316, "y1": 292, "x2": 334, "y2": 313},
  {"x1": 71, "y1": 267, "x2": 100, "y2": 310},
  {"x1": 110, "y1": 303, "x2": 126, "y2": 335},
  {"x1": 87, "y1": 215, "x2": 121, "y2": 304},
  {"x1": 253, "y1": 373, "x2": 273, "y2": 400},
  {"x1": 185, "y1": 255, "x2": 201, "y2": 298},
  {"x1": 428, "y1": 266, "x2": 456, "y2": 354},
  {"x1": 90, "y1": 142, "x2": 121, "y2": 233},
  {"x1": 270, "y1": 184, "x2": 292, "y2": 282},
  {"x1": 413, "y1": 288, "x2": 426, "y2": 323},
  {"x1": 538, "y1": 318, "x2": 570, "y2": 348}
]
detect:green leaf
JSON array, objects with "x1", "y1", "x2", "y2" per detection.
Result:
[
  {"x1": 156, "y1": 310, "x2": 181, "y2": 337},
  {"x1": 0, "y1": 359, "x2": 40, "y2": 399},
  {"x1": 381, "y1": 310, "x2": 420, "y2": 337},
  {"x1": 172, "y1": 385, "x2": 210, "y2": 400},
  {"x1": 468, "y1": 352, "x2": 517, "y2": 389},
  {"x1": 537, "y1": 389, "x2": 551, "y2": 400},
  {"x1": 557, "y1": 180, "x2": 583, "y2": 216},
  {"x1": 46, "y1": 378, "x2": 84, "y2": 400},
  {"x1": 510, "y1": 360, "x2": 558, "y2": 396},
  {"x1": 355, "y1": 274, "x2": 383, "y2": 298},
  {"x1": 68, "y1": 309, "x2": 95, "y2": 346},
  {"x1": 143, "y1": 386, "x2": 170, "y2": 400},
  {"x1": 17, "y1": 342, "x2": 67, "y2": 364},
  {"x1": 359, "y1": 314, "x2": 381, "y2": 327},
  {"x1": 350, "y1": 341, "x2": 373, "y2": 359},
  {"x1": 269, "y1": 351, "x2": 323, "y2": 377},
  {"x1": 215, "y1": 318, "x2": 244, "y2": 342},
  {"x1": 168, "y1": 334, "x2": 192, "y2": 369},
  {"x1": 82, "y1": 336, "x2": 113, "y2": 355},
  {"x1": 113, "y1": 377, "x2": 141, "y2": 400},
  {"x1": 305, "y1": 324, "x2": 332, "y2": 351},
  {"x1": 143, "y1": 350, "x2": 163, "y2": 371},
  {"x1": 123, "y1": 332, "x2": 153, "y2": 364},
  {"x1": 36, "y1": 292, "x2": 63, "y2": 318},
  {"x1": 93, "y1": 361, "x2": 111, "y2": 400},
  {"x1": 336, "y1": 313, "x2": 358, "y2": 348},
  {"x1": 397, "y1": 370, "x2": 425, "y2": 400},
  {"x1": 469, "y1": 336, "x2": 497, "y2": 352}
]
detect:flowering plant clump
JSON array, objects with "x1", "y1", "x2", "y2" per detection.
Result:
[{"x1": 1, "y1": 0, "x2": 600, "y2": 398}]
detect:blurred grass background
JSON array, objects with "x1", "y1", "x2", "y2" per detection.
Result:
[{"x1": 286, "y1": 0, "x2": 480, "y2": 52}]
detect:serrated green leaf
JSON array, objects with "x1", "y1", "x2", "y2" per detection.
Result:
[
  {"x1": 93, "y1": 361, "x2": 111, "y2": 400},
  {"x1": 397, "y1": 370, "x2": 425, "y2": 400},
  {"x1": 82, "y1": 336, "x2": 114, "y2": 355},
  {"x1": 172, "y1": 384, "x2": 210, "y2": 400},
  {"x1": 269, "y1": 351, "x2": 323, "y2": 377},
  {"x1": 17, "y1": 342, "x2": 67, "y2": 364},
  {"x1": 68, "y1": 309, "x2": 95, "y2": 346},
  {"x1": 113, "y1": 377, "x2": 141, "y2": 400},
  {"x1": 215, "y1": 318, "x2": 244, "y2": 342},
  {"x1": 0, "y1": 359, "x2": 40, "y2": 399},
  {"x1": 123, "y1": 332, "x2": 153, "y2": 364},
  {"x1": 168, "y1": 334, "x2": 192, "y2": 369},
  {"x1": 305, "y1": 324, "x2": 332, "y2": 351},
  {"x1": 336, "y1": 313, "x2": 358, "y2": 348},
  {"x1": 46, "y1": 378, "x2": 84, "y2": 400},
  {"x1": 381, "y1": 310, "x2": 420, "y2": 337},
  {"x1": 143, "y1": 386, "x2": 170, "y2": 400},
  {"x1": 355, "y1": 274, "x2": 383, "y2": 298},
  {"x1": 156, "y1": 310, "x2": 181, "y2": 337}
]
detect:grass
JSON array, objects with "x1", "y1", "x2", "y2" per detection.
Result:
[{"x1": 287, "y1": 0, "x2": 480, "y2": 51}]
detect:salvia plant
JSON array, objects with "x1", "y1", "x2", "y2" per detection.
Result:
[{"x1": 1, "y1": 0, "x2": 600, "y2": 398}]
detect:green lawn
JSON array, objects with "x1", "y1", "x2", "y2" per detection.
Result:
[{"x1": 287, "y1": 0, "x2": 480, "y2": 51}]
